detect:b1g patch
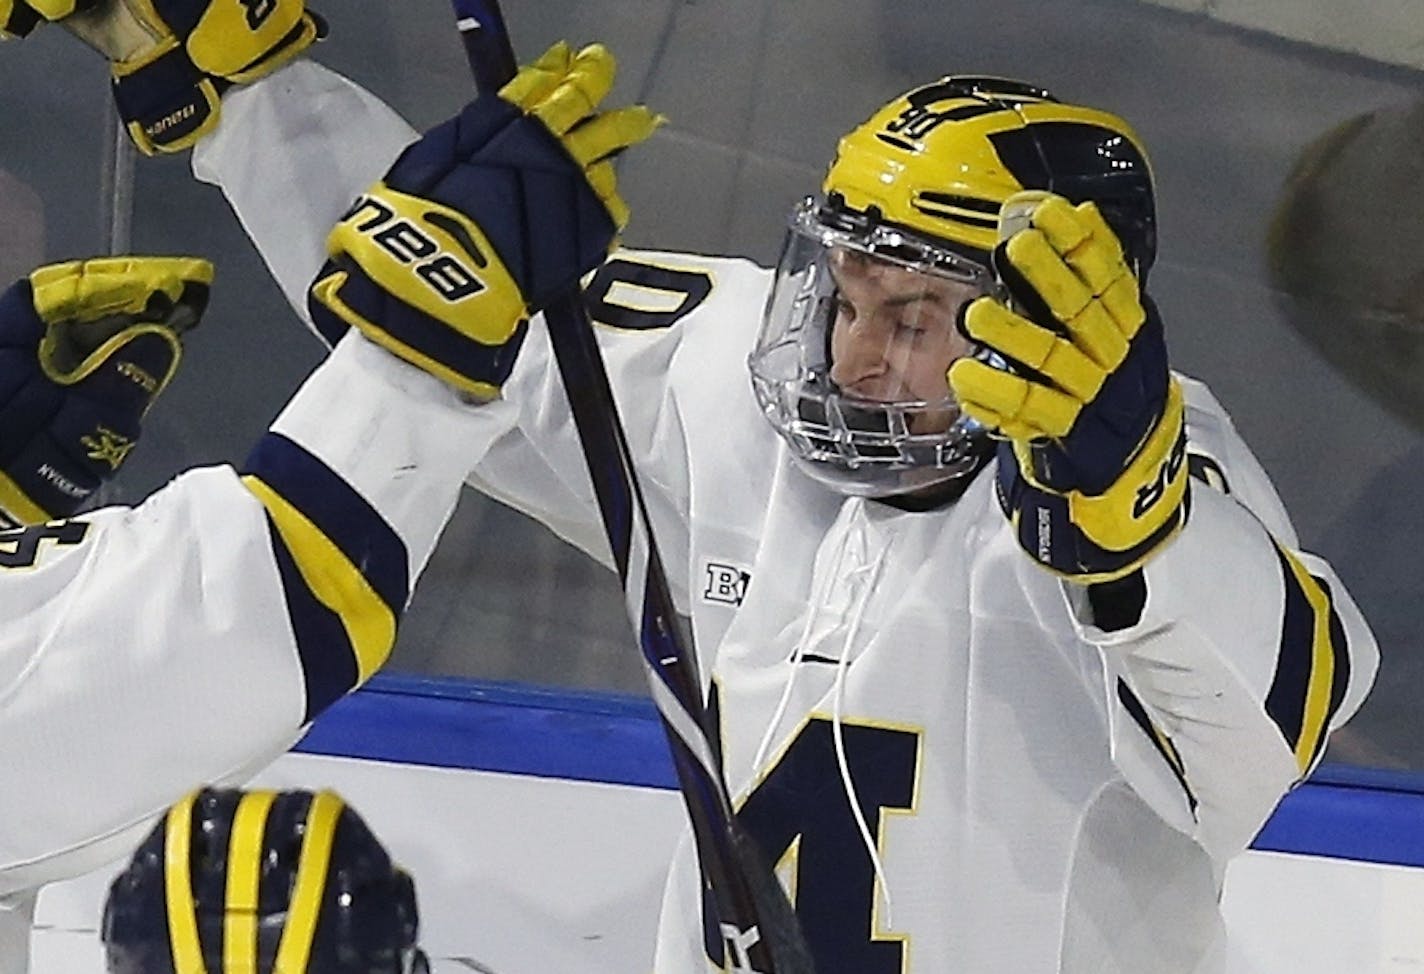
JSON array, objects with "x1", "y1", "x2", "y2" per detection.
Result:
[{"x1": 701, "y1": 558, "x2": 751, "y2": 607}]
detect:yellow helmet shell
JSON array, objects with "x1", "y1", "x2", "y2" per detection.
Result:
[{"x1": 824, "y1": 77, "x2": 1155, "y2": 265}]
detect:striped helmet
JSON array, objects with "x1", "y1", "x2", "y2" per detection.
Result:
[
  {"x1": 824, "y1": 76, "x2": 1156, "y2": 281},
  {"x1": 101, "y1": 788, "x2": 425, "y2": 974}
]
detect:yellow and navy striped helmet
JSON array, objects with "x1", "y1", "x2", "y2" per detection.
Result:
[
  {"x1": 101, "y1": 788, "x2": 425, "y2": 974},
  {"x1": 824, "y1": 76, "x2": 1157, "y2": 281}
]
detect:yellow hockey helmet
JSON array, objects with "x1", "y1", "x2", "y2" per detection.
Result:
[{"x1": 825, "y1": 76, "x2": 1156, "y2": 279}]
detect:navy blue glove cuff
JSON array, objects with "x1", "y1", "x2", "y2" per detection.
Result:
[
  {"x1": 310, "y1": 257, "x2": 530, "y2": 387},
  {"x1": 995, "y1": 448, "x2": 1190, "y2": 579}
]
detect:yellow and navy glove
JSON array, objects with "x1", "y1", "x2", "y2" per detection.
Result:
[
  {"x1": 6, "y1": 0, "x2": 323, "y2": 154},
  {"x1": 949, "y1": 191, "x2": 1187, "y2": 582},
  {"x1": 309, "y1": 41, "x2": 661, "y2": 399},
  {"x1": 0, "y1": 256, "x2": 211, "y2": 526}
]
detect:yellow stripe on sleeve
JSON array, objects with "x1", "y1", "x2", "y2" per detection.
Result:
[
  {"x1": 241, "y1": 475, "x2": 396, "y2": 685},
  {"x1": 1279, "y1": 548, "x2": 1336, "y2": 774}
]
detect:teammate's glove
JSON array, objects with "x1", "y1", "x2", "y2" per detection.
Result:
[
  {"x1": 16, "y1": 0, "x2": 323, "y2": 154},
  {"x1": 948, "y1": 191, "x2": 1188, "y2": 582},
  {"x1": 0, "y1": 256, "x2": 211, "y2": 526},
  {"x1": 309, "y1": 41, "x2": 661, "y2": 400}
]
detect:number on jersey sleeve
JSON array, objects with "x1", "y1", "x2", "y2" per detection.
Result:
[
  {"x1": 584, "y1": 257, "x2": 713, "y2": 330},
  {"x1": 0, "y1": 521, "x2": 89, "y2": 569}
]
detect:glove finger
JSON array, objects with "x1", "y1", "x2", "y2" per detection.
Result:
[
  {"x1": 1031, "y1": 199, "x2": 1121, "y2": 290},
  {"x1": 26, "y1": 0, "x2": 78, "y2": 19},
  {"x1": 948, "y1": 357, "x2": 1079, "y2": 439},
  {"x1": 31, "y1": 258, "x2": 170, "y2": 322},
  {"x1": 90, "y1": 256, "x2": 215, "y2": 300},
  {"x1": 189, "y1": 0, "x2": 307, "y2": 77},
  {"x1": 1097, "y1": 273, "x2": 1146, "y2": 337},
  {"x1": 953, "y1": 388, "x2": 1046, "y2": 443},
  {"x1": 962, "y1": 297, "x2": 1105, "y2": 403},
  {"x1": 95, "y1": 257, "x2": 212, "y2": 334},
  {"x1": 585, "y1": 161, "x2": 628, "y2": 230},
  {"x1": 1004, "y1": 230, "x2": 1127, "y2": 369},
  {"x1": 499, "y1": 40, "x2": 573, "y2": 112},
  {"x1": 1034, "y1": 198, "x2": 1147, "y2": 340},
  {"x1": 564, "y1": 105, "x2": 661, "y2": 166},
  {"x1": 220, "y1": 11, "x2": 325, "y2": 84},
  {"x1": 34, "y1": 257, "x2": 213, "y2": 335},
  {"x1": 529, "y1": 43, "x2": 617, "y2": 136}
]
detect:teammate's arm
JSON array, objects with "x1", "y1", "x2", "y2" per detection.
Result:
[
  {"x1": 0, "y1": 42, "x2": 660, "y2": 934},
  {"x1": 190, "y1": 40, "x2": 711, "y2": 584}
]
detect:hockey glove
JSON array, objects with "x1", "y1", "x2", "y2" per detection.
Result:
[
  {"x1": 309, "y1": 41, "x2": 661, "y2": 399},
  {"x1": 0, "y1": 256, "x2": 211, "y2": 526},
  {"x1": 948, "y1": 191, "x2": 1188, "y2": 582},
  {"x1": 24, "y1": 0, "x2": 323, "y2": 154}
]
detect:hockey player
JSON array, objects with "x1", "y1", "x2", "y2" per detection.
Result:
[
  {"x1": 0, "y1": 31, "x2": 656, "y2": 974},
  {"x1": 50, "y1": 18, "x2": 1377, "y2": 972},
  {"x1": 102, "y1": 787, "x2": 428, "y2": 974}
]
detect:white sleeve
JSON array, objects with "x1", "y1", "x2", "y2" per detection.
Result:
[
  {"x1": 190, "y1": 59, "x2": 419, "y2": 336},
  {"x1": 1066, "y1": 379, "x2": 1380, "y2": 862},
  {"x1": 0, "y1": 333, "x2": 502, "y2": 900},
  {"x1": 189, "y1": 58, "x2": 762, "y2": 612},
  {"x1": 463, "y1": 250, "x2": 771, "y2": 612}
]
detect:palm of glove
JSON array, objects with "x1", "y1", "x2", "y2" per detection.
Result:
[
  {"x1": 948, "y1": 193, "x2": 1186, "y2": 579},
  {"x1": 0, "y1": 257, "x2": 209, "y2": 525},
  {"x1": 310, "y1": 42, "x2": 660, "y2": 399}
]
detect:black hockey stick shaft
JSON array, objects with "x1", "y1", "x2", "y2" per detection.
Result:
[{"x1": 448, "y1": 3, "x2": 814, "y2": 971}]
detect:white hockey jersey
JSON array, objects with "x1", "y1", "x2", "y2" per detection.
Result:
[
  {"x1": 0, "y1": 333, "x2": 492, "y2": 970},
  {"x1": 199, "y1": 61, "x2": 1379, "y2": 974}
]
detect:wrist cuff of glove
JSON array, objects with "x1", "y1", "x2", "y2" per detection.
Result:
[
  {"x1": 998, "y1": 379, "x2": 1190, "y2": 581},
  {"x1": 310, "y1": 262, "x2": 527, "y2": 400},
  {"x1": 112, "y1": 46, "x2": 226, "y2": 154},
  {"x1": 0, "y1": 445, "x2": 98, "y2": 525}
]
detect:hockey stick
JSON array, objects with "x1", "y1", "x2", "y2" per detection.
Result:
[{"x1": 448, "y1": 3, "x2": 815, "y2": 972}]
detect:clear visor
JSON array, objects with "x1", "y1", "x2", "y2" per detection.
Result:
[{"x1": 748, "y1": 197, "x2": 996, "y2": 497}]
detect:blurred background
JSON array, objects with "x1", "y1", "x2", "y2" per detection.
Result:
[{"x1": 2, "y1": 0, "x2": 1421, "y2": 769}]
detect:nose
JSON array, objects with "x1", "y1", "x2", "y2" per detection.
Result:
[{"x1": 831, "y1": 318, "x2": 892, "y2": 393}]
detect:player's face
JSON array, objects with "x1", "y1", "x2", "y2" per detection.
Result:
[{"x1": 827, "y1": 249, "x2": 979, "y2": 433}]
